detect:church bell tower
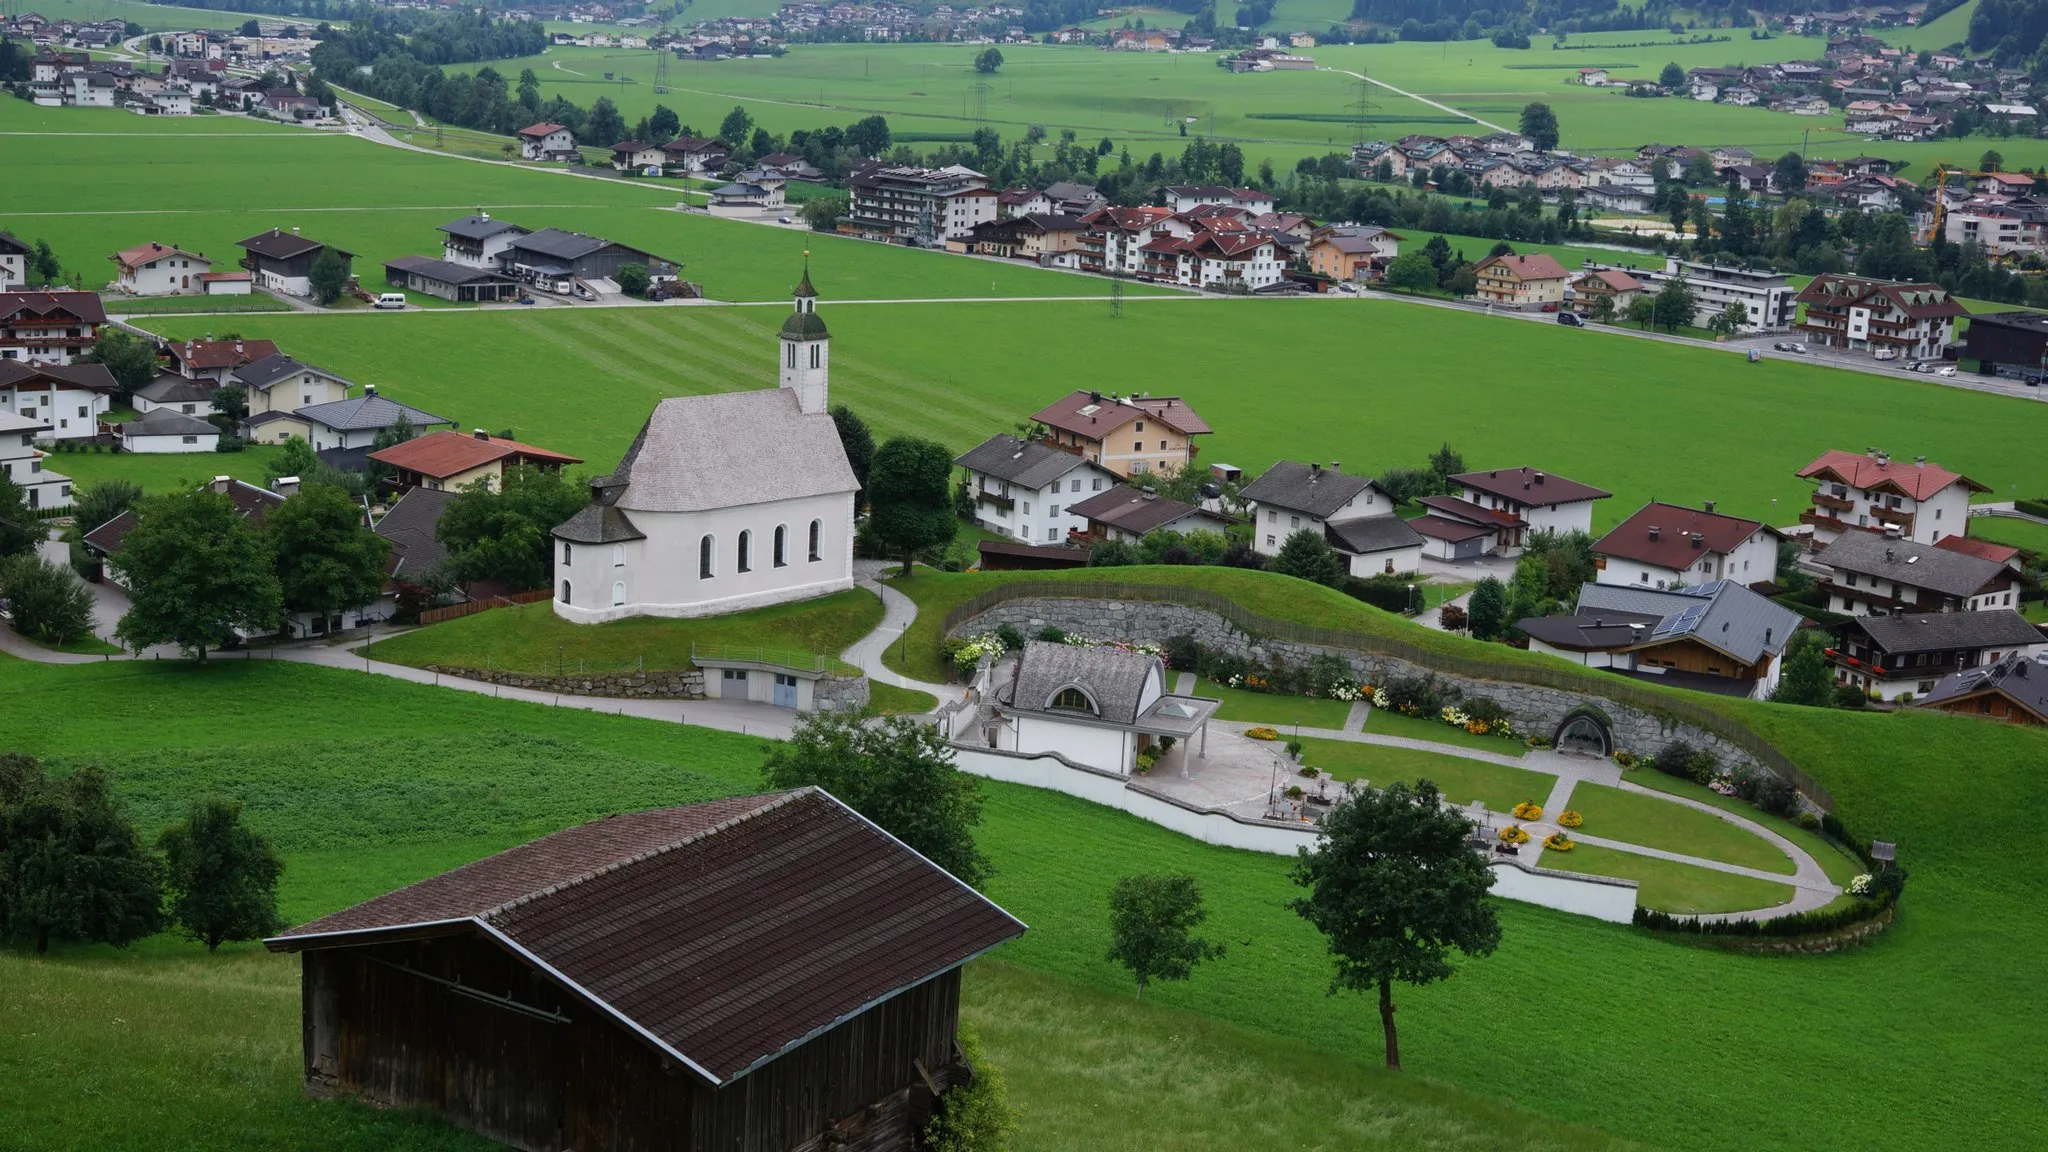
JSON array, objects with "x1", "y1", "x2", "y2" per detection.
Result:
[{"x1": 777, "y1": 257, "x2": 829, "y2": 415}]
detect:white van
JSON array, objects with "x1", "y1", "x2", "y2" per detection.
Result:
[{"x1": 373, "y1": 293, "x2": 408, "y2": 310}]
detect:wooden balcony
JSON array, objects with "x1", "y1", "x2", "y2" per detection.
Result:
[
  {"x1": 1799, "y1": 510, "x2": 1846, "y2": 530},
  {"x1": 1811, "y1": 492, "x2": 1855, "y2": 512},
  {"x1": 976, "y1": 490, "x2": 1014, "y2": 512},
  {"x1": 1872, "y1": 506, "x2": 1915, "y2": 533}
]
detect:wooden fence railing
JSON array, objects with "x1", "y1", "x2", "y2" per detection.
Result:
[
  {"x1": 419, "y1": 589, "x2": 551, "y2": 626},
  {"x1": 942, "y1": 580, "x2": 1833, "y2": 810}
]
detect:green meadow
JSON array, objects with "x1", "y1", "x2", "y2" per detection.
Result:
[
  {"x1": 5, "y1": 619, "x2": 2048, "y2": 1150},
  {"x1": 137, "y1": 296, "x2": 2048, "y2": 528},
  {"x1": 21, "y1": 0, "x2": 277, "y2": 33}
]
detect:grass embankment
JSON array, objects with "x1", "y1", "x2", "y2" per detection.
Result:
[
  {"x1": 48, "y1": 445, "x2": 287, "y2": 497},
  {"x1": 1626, "y1": 768, "x2": 1866, "y2": 886},
  {"x1": 1364, "y1": 703, "x2": 1528, "y2": 756},
  {"x1": 1969, "y1": 515, "x2": 2048, "y2": 556},
  {"x1": 867, "y1": 681, "x2": 939, "y2": 715},
  {"x1": 1537, "y1": 842, "x2": 1796, "y2": 916},
  {"x1": 1203, "y1": 682, "x2": 1353, "y2": 730},
  {"x1": 361, "y1": 588, "x2": 882, "y2": 677},
  {"x1": 1566, "y1": 781, "x2": 1796, "y2": 876},
  {"x1": 1297, "y1": 736, "x2": 1551, "y2": 811},
  {"x1": 105, "y1": 294, "x2": 293, "y2": 317},
  {"x1": 8, "y1": 629, "x2": 123, "y2": 656}
]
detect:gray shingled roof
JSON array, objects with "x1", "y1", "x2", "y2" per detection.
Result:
[
  {"x1": 611, "y1": 390, "x2": 857, "y2": 514},
  {"x1": 1325, "y1": 514, "x2": 1425, "y2": 556},
  {"x1": 436, "y1": 215, "x2": 526, "y2": 242},
  {"x1": 135, "y1": 373, "x2": 216, "y2": 405},
  {"x1": 121, "y1": 409, "x2": 218, "y2": 438},
  {"x1": 375, "y1": 487, "x2": 456, "y2": 582},
  {"x1": 507, "y1": 228, "x2": 611, "y2": 261},
  {"x1": 1576, "y1": 580, "x2": 1800, "y2": 664},
  {"x1": 955, "y1": 435, "x2": 1096, "y2": 490},
  {"x1": 1004, "y1": 640, "x2": 1158, "y2": 725},
  {"x1": 384, "y1": 255, "x2": 519, "y2": 286},
  {"x1": 1515, "y1": 608, "x2": 1664, "y2": 650},
  {"x1": 1066, "y1": 485, "x2": 1209, "y2": 535},
  {"x1": 290, "y1": 394, "x2": 449, "y2": 433},
  {"x1": 554, "y1": 502, "x2": 646, "y2": 544},
  {"x1": 1916, "y1": 652, "x2": 2048, "y2": 718},
  {"x1": 232, "y1": 352, "x2": 351, "y2": 394},
  {"x1": 1240, "y1": 461, "x2": 1379, "y2": 520},
  {"x1": 1820, "y1": 531, "x2": 2007, "y2": 599},
  {"x1": 1850, "y1": 609, "x2": 2045, "y2": 654}
]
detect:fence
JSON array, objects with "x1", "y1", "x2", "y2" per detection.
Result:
[
  {"x1": 941, "y1": 580, "x2": 1834, "y2": 811},
  {"x1": 418, "y1": 589, "x2": 552, "y2": 626},
  {"x1": 689, "y1": 642, "x2": 838, "y2": 674}
]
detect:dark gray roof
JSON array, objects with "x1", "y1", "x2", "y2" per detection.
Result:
[
  {"x1": 554, "y1": 502, "x2": 646, "y2": 544},
  {"x1": 1576, "y1": 581, "x2": 1801, "y2": 664},
  {"x1": 1324, "y1": 514, "x2": 1424, "y2": 556},
  {"x1": 1916, "y1": 652, "x2": 2048, "y2": 718},
  {"x1": 955, "y1": 435, "x2": 1099, "y2": 490},
  {"x1": 375, "y1": 487, "x2": 456, "y2": 582},
  {"x1": 1516, "y1": 608, "x2": 1664, "y2": 650},
  {"x1": 1005, "y1": 640, "x2": 1158, "y2": 725},
  {"x1": 779, "y1": 308, "x2": 829, "y2": 341},
  {"x1": 122, "y1": 409, "x2": 218, "y2": 437},
  {"x1": 1067, "y1": 485, "x2": 1213, "y2": 535},
  {"x1": 385, "y1": 254, "x2": 518, "y2": 285},
  {"x1": 1820, "y1": 531, "x2": 2008, "y2": 599},
  {"x1": 317, "y1": 445, "x2": 371, "y2": 473},
  {"x1": 507, "y1": 228, "x2": 611, "y2": 262},
  {"x1": 1240, "y1": 461, "x2": 1379, "y2": 520},
  {"x1": 290, "y1": 394, "x2": 450, "y2": 433},
  {"x1": 1848, "y1": 609, "x2": 2044, "y2": 655},
  {"x1": 135, "y1": 372, "x2": 215, "y2": 405},
  {"x1": 232, "y1": 352, "x2": 350, "y2": 393}
]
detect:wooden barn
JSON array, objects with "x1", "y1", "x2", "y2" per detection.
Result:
[{"x1": 265, "y1": 788, "x2": 1026, "y2": 1152}]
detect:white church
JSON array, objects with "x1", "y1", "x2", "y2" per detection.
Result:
[{"x1": 551, "y1": 266, "x2": 859, "y2": 623}]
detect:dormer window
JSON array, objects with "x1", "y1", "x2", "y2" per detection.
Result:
[{"x1": 1049, "y1": 686, "x2": 1097, "y2": 714}]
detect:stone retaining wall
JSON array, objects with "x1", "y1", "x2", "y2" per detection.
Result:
[
  {"x1": 422, "y1": 663, "x2": 871, "y2": 710},
  {"x1": 814, "y1": 674, "x2": 871, "y2": 713},
  {"x1": 1660, "y1": 903, "x2": 1895, "y2": 955},
  {"x1": 952, "y1": 598, "x2": 1771, "y2": 778}
]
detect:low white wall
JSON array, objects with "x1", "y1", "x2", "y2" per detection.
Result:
[{"x1": 950, "y1": 743, "x2": 1640, "y2": 921}]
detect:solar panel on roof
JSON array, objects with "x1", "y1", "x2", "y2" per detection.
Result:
[{"x1": 1654, "y1": 602, "x2": 1710, "y2": 638}]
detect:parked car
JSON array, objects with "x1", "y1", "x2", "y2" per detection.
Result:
[
  {"x1": 1789, "y1": 342, "x2": 1809, "y2": 354},
  {"x1": 1337, "y1": 282, "x2": 1358, "y2": 294},
  {"x1": 1873, "y1": 347, "x2": 1898, "y2": 361},
  {"x1": 777, "y1": 216, "x2": 794, "y2": 224},
  {"x1": 373, "y1": 293, "x2": 407, "y2": 310},
  {"x1": 1772, "y1": 341, "x2": 1799, "y2": 352},
  {"x1": 1539, "y1": 302, "x2": 1559, "y2": 313},
  {"x1": 1937, "y1": 365, "x2": 1957, "y2": 377},
  {"x1": 1910, "y1": 361, "x2": 1932, "y2": 373},
  {"x1": 1556, "y1": 311, "x2": 1584, "y2": 327}
]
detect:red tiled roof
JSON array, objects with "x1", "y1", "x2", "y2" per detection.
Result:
[
  {"x1": 0, "y1": 290, "x2": 106, "y2": 326},
  {"x1": 1935, "y1": 535, "x2": 2020, "y2": 564},
  {"x1": 168, "y1": 337, "x2": 278, "y2": 371},
  {"x1": 517, "y1": 121, "x2": 568, "y2": 137},
  {"x1": 269, "y1": 790, "x2": 1025, "y2": 1086},
  {"x1": 1452, "y1": 466, "x2": 1612, "y2": 507},
  {"x1": 1417, "y1": 494, "x2": 1524, "y2": 528},
  {"x1": 1032, "y1": 390, "x2": 1211, "y2": 439},
  {"x1": 1795, "y1": 449, "x2": 1986, "y2": 499},
  {"x1": 369, "y1": 429, "x2": 582, "y2": 478},
  {"x1": 1795, "y1": 275, "x2": 1968, "y2": 320},
  {"x1": 1593, "y1": 501, "x2": 1773, "y2": 568},
  {"x1": 1575, "y1": 268, "x2": 1644, "y2": 292},
  {"x1": 111, "y1": 242, "x2": 205, "y2": 271}
]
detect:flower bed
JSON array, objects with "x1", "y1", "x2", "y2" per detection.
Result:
[
  {"x1": 1512, "y1": 800, "x2": 1544, "y2": 821},
  {"x1": 1544, "y1": 832, "x2": 1575, "y2": 852},
  {"x1": 1245, "y1": 726, "x2": 1280, "y2": 741},
  {"x1": 1557, "y1": 809, "x2": 1584, "y2": 828},
  {"x1": 1498, "y1": 824, "x2": 1531, "y2": 845}
]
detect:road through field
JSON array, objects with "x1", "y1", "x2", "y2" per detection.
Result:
[{"x1": 1321, "y1": 66, "x2": 1509, "y2": 134}]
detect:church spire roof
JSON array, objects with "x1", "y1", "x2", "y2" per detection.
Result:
[
  {"x1": 781, "y1": 254, "x2": 828, "y2": 340},
  {"x1": 793, "y1": 254, "x2": 817, "y2": 299}
]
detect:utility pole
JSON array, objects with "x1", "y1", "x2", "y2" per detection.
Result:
[{"x1": 1109, "y1": 276, "x2": 1124, "y2": 318}]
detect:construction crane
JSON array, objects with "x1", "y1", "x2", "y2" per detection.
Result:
[{"x1": 1924, "y1": 164, "x2": 1994, "y2": 245}]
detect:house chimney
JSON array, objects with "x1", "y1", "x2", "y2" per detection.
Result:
[
  {"x1": 1703, "y1": 499, "x2": 1716, "y2": 514},
  {"x1": 1915, "y1": 455, "x2": 1926, "y2": 467},
  {"x1": 1885, "y1": 547, "x2": 1895, "y2": 562},
  {"x1": 364, "y1": 383, "x2": 376, "y2": 396},
  {"x1": 1534, "y1": 471, "x2": 1545, "y2": 484},
  {"x1": 473, "y1": 428, "x2": 489, "y2": 440},
  {"x1": 1329, "y1": 460, "x2": 1340, "y2": 472},
  {"x1": 273, "y1": 475, "x2": 300, "y2": 497},
  {"x1": 1690, "y1": 532, "x2": 1704, "y2": 549},
  {"x1": 1310, "y1": 462, "x2": 1322, "y2": 478},
  {"x1": 211, "y1": 475, "x2": 231, "y2": 493},
  {"x1": 291, "y1": 225, "x2": 299, "y2": 236},
  {"x1": 1649, "y1": 525, "x2": 1661, "y2": 541},
  {"x1": 1089, "y1": 390, "x2": 1101, "y2": 403},
  {"x1": 1765, "y1": 627, "x2": 1773, "y2": 645}
]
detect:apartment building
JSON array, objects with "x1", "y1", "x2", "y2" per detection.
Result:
[
  {"x1": 1794, "y1": 273, "x2": 1967, "y2": 359},
  {"x1": 1794, "y1": 448, "x2": 1985, "y2": 548},
  {"x1": 844, "y1": 162, "x2": 995, "y2": 246}
]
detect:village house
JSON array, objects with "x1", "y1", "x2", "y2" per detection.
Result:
[
  {"x1": 1421, "y1": 467, "x2": 1613, "y2": 558},
  {"x1": 0, "y1": 233, "x2": 30, "y2": 288},
  {"x1": 265, "y1": 789, "x2": 1025, "y2": 1152},
  {"x1": 232, "y1": 353, "x2": 353, "y2": 421},
  {"x1": 1943, "y1": 197, "x2": 2048, "y2": 258},
  {"x1": 844, "y1": 162, "x2": 995, "y2": 246},
  {"x1": 608, "y1": 139, "x2": 668, "y2": 173},
  {"x1": 165, "y1": 337, "x2": 278, "y2": 384},
  {"x1": 1140, "y1": 228, "x2": 1281, "y2": 291},
  {"x1": 516, "y1": 121, "x2": 578, "y2": 161},
  {"x1": 1031, "y1": 389, "x2": 1210, "y2": 479},
  {"x1": 236, "y1": 228, "x2": 354, "y2": 299},
  {"x1": 1794, "y1": 448, "x2": 1984, "y2": 548},
  {"x1": 1795, "y1": 273, "x2": 1967, "y2": 359},
  {"x1": 550, "y1": 269, "x2": 852, "y2": 624},
  {"x1": 1074, "y1": 206, "x2": 1172, "y2": 276},
  {"x1": 1304, "y1": 225, "x2": 1400, "y2": 283},
  {"x1": 1240, "y1": 460, "x2": 1396, "y2": 559},
  {"x1": 1593, "y1": 501, "x2": 1780, "y2": 590},
  {"x1": 1813, "y1": 530, "x2": 2022, "y2": 617},
  {"x1": 1568, "y1": 268, "x2": 1645, "y2": 316},
  {"x1": 0, "y1": 290, "x2": 104, "y2": 366},
  {"x1": 1324, "y1": 512, "x2": 1425, "y2": 577},
  {"x1": 1831, "y1": 610, "x2": 2047, "y2": 701},
  {"x1": 1066, "y1": 484, "x2": 1231, "y2": 544},
  {"x1": 133, "y1": 372, "x2": 218, "y2": 417},
  {"x1": 1961, "y1": 310, "x2": 2048, "y2": 377},
  {"x1": 1584, "y1": 256, "x2": 1798, "y2": 330},
  {"x1": 1915, "y1": 652, "x2": 2048, "y2": 724},
  {"x1": 246, "y1": 387, "x2": 451, "y2": 451},
  {"x1": 1160, "y1": 185, "x2": 1275, "y2": 214},
  {"x1": 83, "y1": 477, "x2": 279, "y2": 588},
  {"x1": 496, "y1": 229, "x2": 680, "y2": 291},
  {"x1": 977, "y1": 640, "x2": 1219, "y2": 776},
  {"x1": 1519, "y1": 580, "x2": 1801, "y2": 699},
  {"x1": 118, "y1": 407, "x2": 220, "y2": 453},
  {"x1": 1472, "y1": 252, "x2": 1570, "y2": 309},
  {"x1": 375, "y1": 428, "x2": 582, "y2": 495},
  {"x1": 108, "y1": 242, "x2": 216, "y2": 296},
  {"x1": 0, "y1": 409, "x2": 69, "y2": 509},
  {"x1": 706, "y1": 178, "x2": 787, "y2": 212},
  {"x1": 438, "y1": 214, "x2": 529, "y2": 268},
  {"x1": 956, "y1": 433, "x2": 1118, "y2": 544},
  {"x1": 659, "y1": 135, "x2": 729, "y2": 174},
  {"x1": 382, "y1": 256, "x2": 523, "y2": 304}
]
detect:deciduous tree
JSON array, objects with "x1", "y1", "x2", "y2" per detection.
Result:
[
  {"x1": 1466, "y1": 576, "x2": 1507, "y2": 640},
  {"x1": 1291, "y1": 780, "x2": 1500, "y2": 1069},
  {"x1": 85, "y1": 328, "x2": 158, "y2": 402},
  {"x1": 1659, "y1": 60, "x2": 1684, "y2": 87},
  {"x1": 113, "y1": 489, "x2": 281, "y2": 658},
  {"x1": 0, "y1": 760, "x2": 163, "y2": 955},
  {"x1": 615, "y1": 263, "x2": 651, "y2": 297},
  {"x1": 1770, "y1": 629, "x2": 1834, "y2": 707},
  {"x1": 868, "y1": 437, "x2": 957, "y2": 577},
  {"x1": 1274, "y1": 527, "x2": 1345, "y2": 588},
  {"x1": 586, "y1": 95, "x2": 626, "y2": 146},
  {"x1": 439, "y1": 465, "x2": 585, "y2": 591},
  {"x1": 266, "y1": 483, "x2": 391, "y2": 628},
  {"x1": 0, "y1": 553, "x2": 96, "y2": 644},
  {"x1": 307, "y1": 249, "x2": 348, "y2": 305},
  {"x1": 763, "y1": 712, "x2": 991, "y2": 888},
  {"x1": 1518, "y1": 101, "x2": 1559, "y2": 151},
  {"x1": 0, "y1": 474, "x2": 34, "y2": 561},
  {"x1": 1106, "y1": 873, "x2": 1224, "y2": 999},
  {"x1": 974, "y1": 47, "x2": 1004, "y2": 73},
  {"x1": 158, "y1": 798, "x2": 285, "y2": 952},
  {"x1": 717, "y1": 103, "x2": 752, "y2": 146},
  {"x1": 1384, "y1": 250, "x2": 1436, "y2": 292}
]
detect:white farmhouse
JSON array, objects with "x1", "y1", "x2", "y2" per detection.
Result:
[
  {"x1": 1240, "y1": 460, "x2": 1395, "y2": 556},
  {"x1": 0, "y1": 361, "x2": 116, "y2": 441},
  {"x1": 1592, "y1": 501, "x2": 1781, "y2": 590},
  {"x1": 1793, "y1": 448, "x2": 1984, "y2": 548},
  {"x1": 956, "y1": 434, "x2": 1119, "y2": 545},
  {"x1": 551, "y1": 267, "x2": 858, "y2": 623},
  {"x1": 109, "y1": 242, "x2": 215, "y2": 296},
  {"x1": 119, "y1": 408, "x2": 220, "y2": 453},
  {"x1": 1411, "y1": 466, "x2": 1612, "y2": 560},
  {"x1": 0, "y1": 409, "x2": 71, "y2": 510}
]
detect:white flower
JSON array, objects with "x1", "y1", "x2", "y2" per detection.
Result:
[{"x1": 1848, "y1": 874, "x2": 1873, "y2": 896}]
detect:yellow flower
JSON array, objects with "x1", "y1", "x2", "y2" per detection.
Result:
[
  {"x1": 1512, "y1": 801, "x2": 1543, "y2": 821},
  {"x1": 1558, "y1": 810, "x2": 1584, "y2": 828}
]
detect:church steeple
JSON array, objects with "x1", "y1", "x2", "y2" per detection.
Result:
[{"x1": 778, "y1": 255, "x2": 829, "y2": 414}]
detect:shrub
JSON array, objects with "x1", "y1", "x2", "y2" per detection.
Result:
[
  {"x1": 1343, "y1": 573, "x2": 1413, "y2": 613},
  {"x1": 1633, "y1": 872, "x2": 1904, "y2": 939},
  {"x1": 0, "y1": 554, "x2": 96, "y2": 645},
  {"x1": 1379, "y1": 672, "x2": 1457, "y2": 716},
  {"x1": 1035, "y1": 625, "x2": 1069, "y2": 643},
  {"x1": 1299, "y1": 765, "x2": 1319, "y2": 778},
  {"x1": 1305, "y1": 652, "x2": 1351, "y2": 697},
  {"x1": 1685, "y1": 748, "x2": 1719, "y2": 786},
  {"x1": 1751, "y1": 772, "x2": 1799, "y2": 818},
  {"x1": 1498, "y1": 824, "x2": 1530, "y2": 844},
  {"x1": 1135, "y1": 748, "x2": 1160, "y2": 774},
  {"x1": 1206, "y1": 651, "x2": 1247, "y2": 685},
  {"x1": 1439, "y1": 602, "x2": 1468, "y2": 631},
  {"x1": 1797, "y1": 810, "x2": 1822, "y2": 831},
  {"x1": 1164, "y1": 632, "x2": 1201, "y2": 671},
  {"x1": 1613, "y1": 749, "x2": 1637, "y2": 769},
  {"x1": 952, "y1": 632, "x2": 1006, "y2": 678},
  {"x1": 924, "y1": 1023, "x2": 1015, "y2": 1152},
  {"x1": 1543, "y1": 832, "x2": 1574, "y2": 851},
  {"x1": 1833, "y1": 683, "x2": 1868, "y2": 709},
  {"x1": 1285, "y1": 784, "x2": 1304, "y2": 799},
  {"x1": 994, "y1": 623, "x2": 1025, "y2": 652},
  {"x1": 1652, "y1": 741, "x2": 1696, "y2": 779},
  {"x1": 1284, "y1": 739, "x2": 1304, "y2": 759},
  {"x1": 1245, "y1": 726, "x2": 1279, "y2": 741},
  {"x1": 1462, "y1": 695, "x2": 1511, "y2": 727}
]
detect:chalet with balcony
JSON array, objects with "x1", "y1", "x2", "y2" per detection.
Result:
[
  {"x1": 956, "y1": 433, "x2": 1118, "y2": 545},
  {"x1": 166, "y1": 337, "x2": 279, "y2": 384},
  {"x1": 0, "y1": 360, "x2": 114, "y2": 440},
  {"x1": 1031, "y1": 390, "x2": 1211, "y2": 480},
  {"x1": 437, "y1": 214, "x2": 530, "y2": 269},
  {"x1": 1076, "y1": 205, "x2": 1173, "y2": 276},
  {"x1": 1814, "y1": 530, "x2": 2023, "y2": 617},
  {"x1": 1794, "y1": 448, "x2": 1986, "y2": 548},
  {"x1": 0, "y1": 290, "x2": 104, "y2": 366},
  {"x1": 1066, "y1": 485, "x2": 1230, "y2": 544},
  {"x1": 1241, "y1": 460, "x2": 1396, "y2": 559},
  {"x1": 1794, "y1": 273, "x2": 1967, "y2": 359},
  {"x1": 1443, "y1": 467, "x2": 1611, "y2": 553},
  {"x1": 1472, "y1": 252, "x2": 1570, "y2": 309},
  {"x1": 1829, "y1": 610, "x2": 2046, "y2": 700},
  {"x1": 1592, "y1": 501, "x2": 1780, "y2": 590},
  {"x1": 1520, "y1": 580, "x2": 1802, "y2": 699},
  {"x1": 237, "y1": 228, "x2": 354, "y2": 299},
  {"x1": 516, "y1": 121, "x2": 577, "y2": 161},
  {"x1": 1915, "y1": 651, "x2": 2048, "y2": 724}
]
